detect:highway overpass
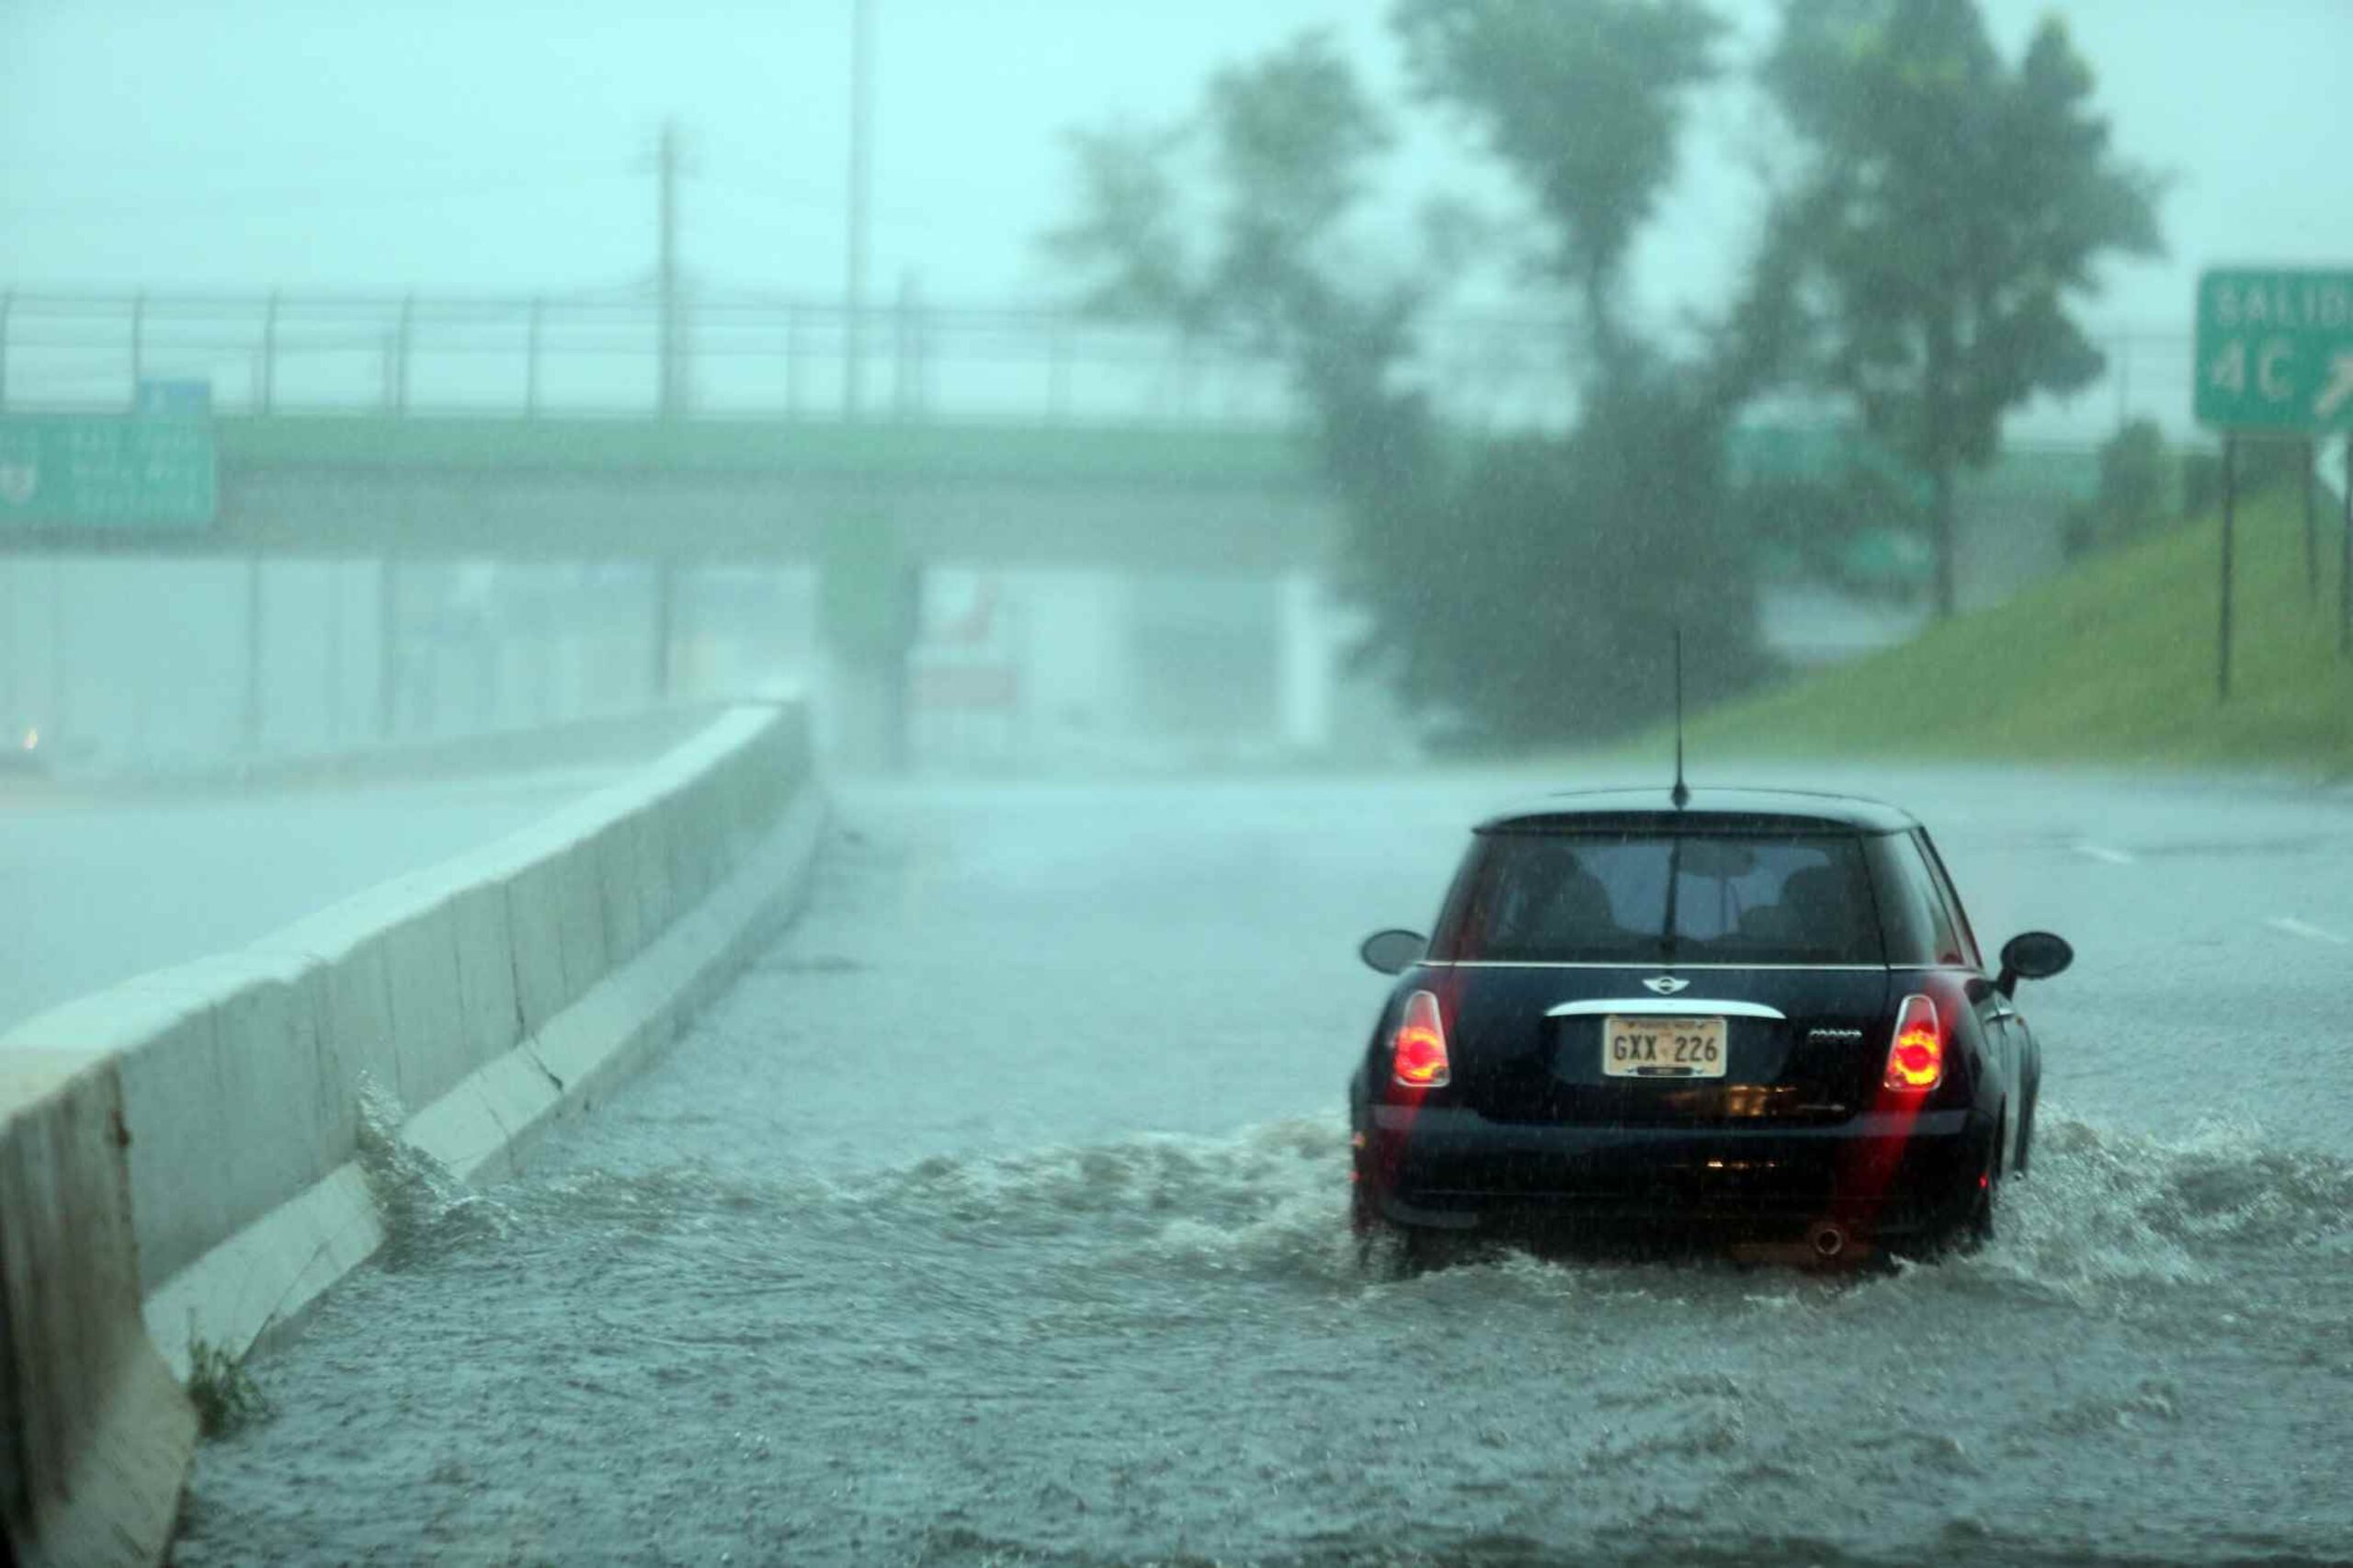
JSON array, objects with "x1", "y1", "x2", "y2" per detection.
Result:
[
  {"x1": 0, "y1": 412, "x2": 1355, "y2": 764},
  {"x1": 0, "y1": 415, "x2": 1340, "y2": 573},
  {"x1": 0, "y1": 288, "x2": 2112, "y2": 767}
]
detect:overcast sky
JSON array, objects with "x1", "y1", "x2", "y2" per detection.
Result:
[{"x1": 5, "y1": 2, "x2": 2348, "y2": 357}]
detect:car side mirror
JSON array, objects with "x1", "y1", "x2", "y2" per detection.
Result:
[
  {"x1": 1995, "y1": 931, "x2": 2074, "y2": 996},
  {"x1": 1358, "y1": 929, "x2": 1428, "y2": 976}
]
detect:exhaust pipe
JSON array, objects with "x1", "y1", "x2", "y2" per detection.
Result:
[{"x1": 1805, "y1": 1221, "x2": 1848, "y2": 1261}]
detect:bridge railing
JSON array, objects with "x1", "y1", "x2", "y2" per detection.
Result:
[
  {"x1": 0, "y1": 289, "x2": 2196, "y2": 437},
  {"x1": 0, "y1": 290, "x2": 1597, "y2": 430}
]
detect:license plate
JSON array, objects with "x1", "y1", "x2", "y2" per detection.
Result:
[{"x1": 1602, "y1": 1016, "x2": 1728, "y2": 1079}]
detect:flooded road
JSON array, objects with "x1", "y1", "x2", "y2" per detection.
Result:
[{"x1": 176, "y1": 771, "x2": 2353, "y2": 1566}]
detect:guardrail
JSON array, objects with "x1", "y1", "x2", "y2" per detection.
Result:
[{"x1": 0, "y1": 289, "x2": 2199, "y2": 437}]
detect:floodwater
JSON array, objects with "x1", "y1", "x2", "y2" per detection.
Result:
[{"x1": 176, "y1": 771, "x2": 2353, "y2": 1566}]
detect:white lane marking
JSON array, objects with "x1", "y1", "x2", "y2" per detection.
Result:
[
  {"x1": 2071, "y1": 844, "x2": 2137, "y2": 865},
  {"x1": 2266, "y1": 916, "x2": 2350, "y2": 946}
]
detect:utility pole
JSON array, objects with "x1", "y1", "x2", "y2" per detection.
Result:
[
  {"x1": 240, "y1": 559, "x2": 266, "y2": 755},
  {"x1": 652, "y1": 561, "x2": 677, "y2": 701},
  {"x1": 377, "y1": 561, "x2": 401, "y2": 740},
  {"x1": 656, "y1": 118, "x2": 684, "y2": 418},
  {"x1": 0, "y1": 562, "x2": 16, "y2": 734},
  {"x1": 844, "y1": 0, "x2": 875, "y2": 420}
]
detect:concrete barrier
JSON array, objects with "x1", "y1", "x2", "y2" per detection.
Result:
[
  {"x1": 0, "y1": 701, "x2": 822, "y2": 1567},
  {"x1": 0, "y1": 1051, "x2": 195, "y2": 1568}
]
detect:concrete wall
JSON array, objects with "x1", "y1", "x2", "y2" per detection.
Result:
[
  {"x1": 0, "y1": 701, "x2": 824, "y2": 1567},
  {"x1": 0, "y1": 1051, "x2": 194, "y2": 1568}
]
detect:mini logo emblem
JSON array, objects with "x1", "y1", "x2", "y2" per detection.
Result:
[
  {"x1": 0, "y1": 464, "x2": 36, "y2": 506},
  {"x1": 1643, "y1": 975, "x2": 1690, "y2": 995}
]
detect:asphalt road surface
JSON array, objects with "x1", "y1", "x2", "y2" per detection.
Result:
[
  {"x1": 176, "y1": 767, "x2": 2353, "y2": 1567},
  {"x1": 0, "y1": 770, "x2": 617, "y2": 1033}
]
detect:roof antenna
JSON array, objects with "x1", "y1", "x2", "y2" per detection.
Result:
[{"x1": 1671, "y1": 628, "x2": 1690, "y2": 809}]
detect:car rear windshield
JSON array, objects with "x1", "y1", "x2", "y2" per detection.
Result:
[{"x1": 1438, "y1": 829, "x2": 1886, "y2": 966}]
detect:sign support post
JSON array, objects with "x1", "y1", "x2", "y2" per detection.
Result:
[
  {"x1": 2219, "y1": 437, "x2": 2236, "y2": 702},
  {"x1": 2343, "y1": 433, "x2": 2352, "y2": 660},
  {"x1": 2196, "y1": 267, "x2": 2353, "y2": 683},
  {"x1": 2305, "y1": 440, "x2": 2321, "y2": 602},
  {"x1": 130, "y1": 292, "x2": 146, "y2": 395},
  {"x1": 377, "y1": 559, "x2": 400, "y2": 740}
]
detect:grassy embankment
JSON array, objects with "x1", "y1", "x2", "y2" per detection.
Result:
[{"x1": 1680, "y1": 487, "x2": 2353, "y2": 774}]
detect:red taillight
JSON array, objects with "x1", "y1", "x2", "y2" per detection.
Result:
[
  {"x1": 1883, "y1": 993, "x2": 1943, "y2": 1091},
  {"x1": 1392, "y1": 990, "x2": 1450, "y2": 1089}
]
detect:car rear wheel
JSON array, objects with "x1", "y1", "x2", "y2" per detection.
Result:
[
  {"x1": 1900, "y1": 1108, "x2": 2003, "y2": 1261},
  {"x1": 1959, "y1": 1178, "x2": 1995, "y2": 1248},
  {"x1": 1354, "y1": 1217, "x2": 1437, "y2": 1278},
  {"x1": 1956, "y1": 1106, "x2": 2007, "y2": 1250},
  {"x1": 1351, "y1": 1185, "x2": 1449, "y2": 1277}
]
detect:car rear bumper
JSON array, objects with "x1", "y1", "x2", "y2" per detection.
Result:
[{"x1": 1357, "y1": 1102, "x2": 1990, "y2": 1243}]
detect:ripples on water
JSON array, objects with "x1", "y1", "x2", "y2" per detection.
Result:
[{"x1": 177, "y1": 1108, "x2": 2353, "y2": 1568}]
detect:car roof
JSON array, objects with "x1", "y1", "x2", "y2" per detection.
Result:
[{"x1": 1476, "y1": 787, "x2": 1920, "y2": 835}]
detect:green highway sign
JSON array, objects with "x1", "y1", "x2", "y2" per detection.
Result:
[
  {"x1": 2195, "y1": 267, "x2": 2353, "y2": 434},
  {"x1": 0, "y1": 415, "x2": 218, "y2": 533}
]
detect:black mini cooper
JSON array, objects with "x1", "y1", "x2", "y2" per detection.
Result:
[{"x1": 1348, "y1": 790, "x2": 2072, "y2": 1261}]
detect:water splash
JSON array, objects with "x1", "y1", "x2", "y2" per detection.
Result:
[
  {"x1": 352, "y1": 1074, "x2": 511, "y2": 1268},
  {"x1": 1967, "y1": 1109, "x2": 2353, "y2": 1297},
  {"x1": 497, "y1": 1108, "x2": 2352, "y2": 1312}
]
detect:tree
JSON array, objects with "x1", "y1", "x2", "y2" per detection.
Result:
[
  {"x1": 1393, "y1": 0, "x2": 1723, "y2": 376},
  {"x1": 1045, "y1": 7, "x2": 1792, "y2": 745},
  {"x1": 1044, "y1": 33, "x2": 1403, "y2": 351},
  {"x1": 1764, "y1": 0, "x2": 2164, "y2": 617}
]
